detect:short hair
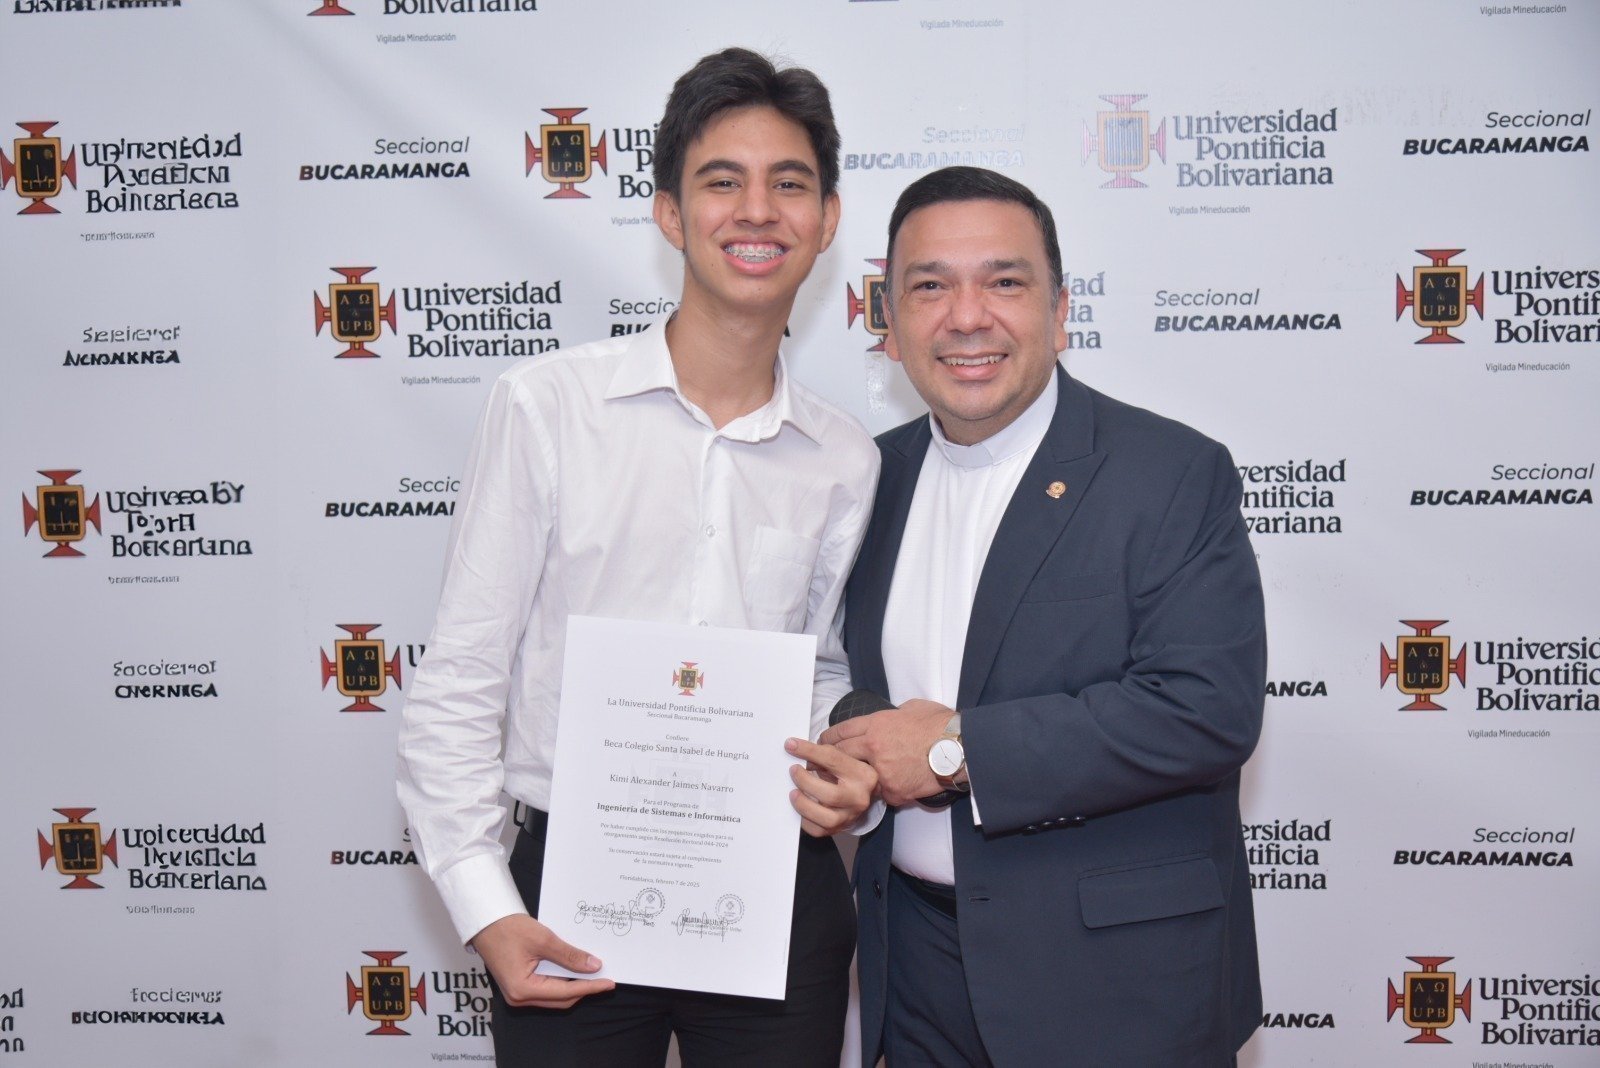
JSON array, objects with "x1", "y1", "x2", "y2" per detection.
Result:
[
  {"x1": 884, "y1": 166, "x2": 1065, "y2": 303},
  {"x1": 653, "y1": 48, "x2": 841, "y2": 200}
]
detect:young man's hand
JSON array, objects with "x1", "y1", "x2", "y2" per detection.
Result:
[
  {"x1": 471, "y1": 914, "x2": 615, "y2": 1009},
  {"x1": 787, "y1": 737, "x2": 878, "y2": 836}
]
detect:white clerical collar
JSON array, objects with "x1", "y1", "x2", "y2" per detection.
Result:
[{"x1": 929, "y1": 369, "x2": 1059, "y2": 469}]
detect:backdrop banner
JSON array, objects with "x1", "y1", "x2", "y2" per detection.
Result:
[{"x1": 2, "y1": 3, "x2": 1596, "y2": 1065}]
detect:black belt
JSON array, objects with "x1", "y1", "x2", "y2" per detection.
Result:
[
  {"x1": 512, "y1": 801, "x2": 548, "y2": 838},
  {"x1": 894, "y1": 867, "x2": 958, "y2": 920}
]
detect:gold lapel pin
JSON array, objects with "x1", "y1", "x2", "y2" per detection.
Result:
[{"x1": 1046, "y1": 481, "x2": 1067, "y2": 499}]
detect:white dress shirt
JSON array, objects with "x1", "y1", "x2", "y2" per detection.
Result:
[
  {"x1": 397, "y1": 321, "x2": 880, "y2": 944},
  {"x1": 883, "y1": 374, "x2": 1057, "y2": 886}
]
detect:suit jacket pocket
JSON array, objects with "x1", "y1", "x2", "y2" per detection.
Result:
[
  {"x1": 1078, "y1": 853, "x2": 1224, "y2": 929},
  {"x1": 745, "y1": 525, "x2": 821, "y2": 631},
  {"x1": 1019, "y1": 567, "x2": 1121, "y2": 604}
]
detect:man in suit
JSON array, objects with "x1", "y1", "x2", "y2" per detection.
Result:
[{"x1": 821, "y1": 167, "x2": 1266, "y2": 1066}]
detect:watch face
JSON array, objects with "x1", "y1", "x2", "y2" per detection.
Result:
[{"x1": 929, "y1": 738, "x2": 964, "y2": 777}]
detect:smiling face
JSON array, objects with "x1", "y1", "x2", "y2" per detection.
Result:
[
  {"x1": 884, "y1": 198, "x2": 1069, "y2": 445},
  {"x1": 653, "y1": 105, "x2": 840, "y2": 322}
]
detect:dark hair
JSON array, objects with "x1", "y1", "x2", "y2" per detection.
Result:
[
  {"x1": 653, "y1": 48, "x2": 841, "y2": 199},
  {"x1": 885, "y1": 166, "x2": 1065, "y2": 302}
]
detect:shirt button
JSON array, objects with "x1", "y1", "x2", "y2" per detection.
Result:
[{"x1": 704, "y1": 524, "x2": 716, "y2": 538}]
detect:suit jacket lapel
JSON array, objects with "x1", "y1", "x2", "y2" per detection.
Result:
[
  {"x1": 853, "y1": 418, "x2": 932, "y2": 697},
  {"x1": 958, "y1": 367, "x2": 1105, "y2": 709}
]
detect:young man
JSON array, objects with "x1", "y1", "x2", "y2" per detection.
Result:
[
  {"x1": 823, "y1": 167, "x2": 1265, "y2": 1066},
  {"x1": 398, "y1": 49, "x2": 879, "y2": 1067}
]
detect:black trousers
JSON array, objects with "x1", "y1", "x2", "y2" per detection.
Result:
[{"x1": 489, "y1": 814, "x2": 855, "y2": 1067}]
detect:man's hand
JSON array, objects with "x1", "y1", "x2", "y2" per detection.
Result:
[
  {"x1": 819, "y1": 698, "x2": 955, "y2": 807},
  {"x1": 470, "y1": 913, "x2": 615, "y2": 1009},
  {"x1": 786, "y1": 737, "x2": 878, "y2": 836}
]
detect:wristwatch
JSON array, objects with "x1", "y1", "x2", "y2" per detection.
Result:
[{"x1": 927, "y1": 712, "x2": 969, "y2": 792}]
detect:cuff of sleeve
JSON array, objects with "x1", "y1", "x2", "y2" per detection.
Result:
[
  {"x1": 966, "y1": 773, "x2": 982, "y2": 826},
  {"x1": 437, "y1": 850, "x2": 528, "y2": 947},
  {"x1": 850, "y1": 798, "x2": 887, "y2": 837}
]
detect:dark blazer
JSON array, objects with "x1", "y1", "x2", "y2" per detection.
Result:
[{"x1": 844, "y1": 366, "x2": 1265, "y2": 1067}]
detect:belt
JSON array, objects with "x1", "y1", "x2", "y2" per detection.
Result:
[
  {"x1": 512, "y1": 801, "x2": 548, "y2": 837},
  {"x1": 893, "y1": 867, "x2": 958, "y2": 920}
]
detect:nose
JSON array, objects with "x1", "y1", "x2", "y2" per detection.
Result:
[
  {"x1": 733, "y1": 182, "x2": 778, "y2": 227},
  {"x1": 946, "y1": 283, "x2": 992, "y2": 334}
]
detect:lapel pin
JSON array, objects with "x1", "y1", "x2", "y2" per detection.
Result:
[{"x1": 1047, "y1": 481, "x2": 1067, "y2": 499}]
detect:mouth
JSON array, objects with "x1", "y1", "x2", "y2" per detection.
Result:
[
  {"x1": 722, "y1": 241, "x2": 787, "y2": 264},
  {"x1": 939, "y1": 353, "x2": 1004, "y2": 367}
]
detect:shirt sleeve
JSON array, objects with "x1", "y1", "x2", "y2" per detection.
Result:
[
  {"x1": 396, "y1": 372, "x2": 556, "y2": 945},
  {"x1": 806, "y1": 447, "x2": 880, "y2": 743}
]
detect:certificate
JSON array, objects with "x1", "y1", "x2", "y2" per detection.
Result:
[{"x1": 535, "y1": 615, "x2": 815, "y2": 999}]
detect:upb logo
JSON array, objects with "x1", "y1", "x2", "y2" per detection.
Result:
[
  {"x1": 1082, "y1": 95, "x2": 1166, "y2": 189},
  {"x1": 1380, "y1": 620, "x2": 1466, "y2": 711},
  {"x1": 21, "y1": 469, "x2": 102, "y2": 558},
  {"x1": 525, "y1": 108, "x2": 608, "y2": 199},
  {"x1": 1386, "y1": 956, "x2": 1471, "y2": 1044},
  {"x1": 320, "y1": 624, "x2": 403, "y2": 712},
  {"x1": 1, "y1": 121, "x2": 78, "y2": 215}
]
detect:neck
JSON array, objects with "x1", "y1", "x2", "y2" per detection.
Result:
[{"x1": 664, "y1": 300, "x2": 789, "y2": 428}]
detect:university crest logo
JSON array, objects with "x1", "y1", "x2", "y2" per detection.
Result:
[
  {"x1": 1395, "y1": 249, "x2": 1484, "y2": 344},
  {"x1": 346, "y1": 951, "x2": 427, "y2": 1035},
  {"x1": 1082, "y1": 95, "x2": 1166, "y2": 189},
  {"x1": 1, "y1": 121, "x2": 77, "y2": 215},
  {"x1": 314, "y1": 267, "x2": 397, "y2": 358},
  {"x1": 845, "y1": 258, "x2": 889, "y2": 353},
  {"x1": 525, "y1": 108, "x2": 608, "y2": 199},
  {"x1": 21, "y1": 469, "x2": 102, "y2": 558},
  {"x1": 1380, "y1": 619, "x2": 1467, "y2": 711},
  {"x1": 320, "y1": 624, "x2": 404, "y2": 712},
  {"x1": 1386, "y1": 955, "x2": 1471, "y2": 1044},
  {"x1": 37, "y1": 807, "x2": 118, "y2": 889}
]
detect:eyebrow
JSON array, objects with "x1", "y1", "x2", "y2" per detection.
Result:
[{"x1": 692, "y1": 158, "x2": 819, "y2": 180}]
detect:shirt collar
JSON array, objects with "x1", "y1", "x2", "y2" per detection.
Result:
[
  {"x1": 602, "y1": 315, "x2": 824, "y2": 445},
  {"x1": 929, "y1": 369, "x2": 1058, "y2": 469}
]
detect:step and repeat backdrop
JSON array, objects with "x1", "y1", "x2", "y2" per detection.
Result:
[{"x1": 2, "y1": 1, "x2": 1597, "y2": 1065}]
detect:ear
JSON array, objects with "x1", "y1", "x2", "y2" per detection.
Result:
[
  {"x1": 818, "y1": 191, "x2": 841, "y2": 254},
  {"x1": 882, "y1": 287, "x2": 903, "y2": 364},
  {"x1": 1052, "y1": 288, "x2": 1070, "y2": 353},
  {"x1": 653, "y1": 190, "x2": 685, "y2": 252}
]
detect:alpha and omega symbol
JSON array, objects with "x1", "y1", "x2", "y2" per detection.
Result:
[
  {"x1": 846, "y1": 258, "x2": 889, "y2": 353},
  {"x1": 314, "y1": 267, "x2": 397, "y2": 358},
  {"x1": 1387, "y1": 956, "x2": 1471, "y2": 1044},
  {"x1": 37, "y1": 807, "x2": 119, "y2": 890},
  {"x1": 672, "y1": 661, "x2": 703, "y2": 696},
  {"x1": 346, "y1": 951, "x2": 427, "y2": 1036},
  {"x1": 22, "y1": 469, "x2": 102, "y2": 558},
  {"x1": 525, "y1": 108, "x2": 608, "y2": 199},
  {"x1": 1395, "y1": 249, "x2": 1484, "y2": 344},
  {"x1": 321, "y1": 624, "x2": 403, "y2": 712},
  {"x1": 0, "y1": 122, "x2": 78, "y2": 215},
  {"x1": 1380, "y1": 619, "x2": 1466, "y2": 711},
  {"x1": 1082, "y1": 95, "x2": 1167, "y2": 189}
]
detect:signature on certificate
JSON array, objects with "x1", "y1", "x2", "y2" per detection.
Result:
[
  {"x1": 573, "y1": 886, "x2": 668, "y2": 936},
  {"x1": 673, "y1": 892, "x2": 746, "y2": 939}
]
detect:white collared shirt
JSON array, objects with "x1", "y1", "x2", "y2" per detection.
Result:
[
  {"x1": 398, "y1": 322, "x2": 880, "y2": 944},
  {"x1": 883, "y1": 373, "x2": 1058, "y2": 886}
]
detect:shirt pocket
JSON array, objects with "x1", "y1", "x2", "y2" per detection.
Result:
[{"x1": 745, "y1": 525, "x2": 821, "y2": 632}]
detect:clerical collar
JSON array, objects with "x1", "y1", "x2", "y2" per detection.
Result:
[{"x1": 929, "y1": 369, "x2": 1059, "y2": 470}]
